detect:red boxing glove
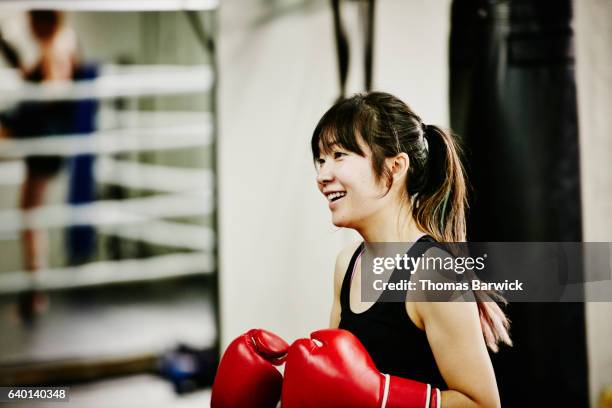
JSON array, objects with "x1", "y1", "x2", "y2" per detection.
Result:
[
  {"x1": 211, "y1": 329, "x2": 289, "y2": 408},
  {"x1": 281, "y1": 329, "x2": 440, "y2": 408}
]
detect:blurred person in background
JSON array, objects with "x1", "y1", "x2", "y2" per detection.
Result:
[{"x1": 0, "y1": 11, "x2": 96, "y2": 322}]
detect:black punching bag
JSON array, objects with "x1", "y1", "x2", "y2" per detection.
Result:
[{"x1": 449, "y1": 0, "x2": 588, "y2": 407}]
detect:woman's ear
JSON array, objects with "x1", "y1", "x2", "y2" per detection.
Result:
[{"x1": 387, "y1": 153, "x2": 410, "y2": 181}]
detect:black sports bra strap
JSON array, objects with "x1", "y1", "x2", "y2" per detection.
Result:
[{"x1": 340, "y1": 243, "x2": 365, "y2": 309}]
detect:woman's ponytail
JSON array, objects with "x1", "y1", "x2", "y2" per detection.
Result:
[
  {"x1": 412, "y1": 124, "x2": 467, "y2": 242},
  {"x1": 414, "y1": 124, "x2": 512, "y2": 352},
  {"x1": 476, "y1": 292, "x2": 513, "y2": 352}
]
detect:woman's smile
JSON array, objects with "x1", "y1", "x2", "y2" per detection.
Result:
[{"x1": 325, "y1": 191, "x2": 347, "y2": 209}]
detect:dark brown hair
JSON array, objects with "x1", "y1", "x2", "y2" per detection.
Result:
[
  {"x1": 28, "y1": 10, "x2": 63, "y2": 41},
  {"x1": 312, "y1": 92, "x2": 511, "y2": 351}
]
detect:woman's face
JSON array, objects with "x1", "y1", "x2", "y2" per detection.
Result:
[{"x1": 315, "y1": 138, "x2": 390, "y2": 229}]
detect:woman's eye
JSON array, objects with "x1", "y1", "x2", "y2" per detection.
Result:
[
  {"x1": 315, "y1": 158, "x2": 325, "y2": 167},
  {"x1": 334, "y1": 152, "x2": 346, "y2": 159}
]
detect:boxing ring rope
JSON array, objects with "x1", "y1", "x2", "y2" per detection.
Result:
[
  {"x1": 0, "y1": 65, "x2": 214, "y2": 107},
  {"x1": 0, "y1": 191, "x2": 213, "y2": 232},
  {"x1": 96, "y1": 158, "x2": 215, "y2": 193},
  {"x1": 0, "y1": 158, "x2": 214, "y2": 193},
  {"x1": 107, "y1": 110, "x2": 214, "y2": 129},
  {"x1": 97, "y1": 220, "x2": 215, "y2": 251},
  {"x1": 0, "y1": 251, "x2": 215, "y2": 294},
  {"x1": 0, "y1": 0, "x2": 218, "y2": 12},
  {"x1": 0, "y1": 121, "x2": 213, "y2": 157}
]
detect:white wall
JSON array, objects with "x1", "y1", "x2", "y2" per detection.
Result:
[
  {"x1": 575, "y1": 0, "x2": 612, "y2": 406},
  {"x1": 217, "y1": 0, "x2": 451, "y2": 345}
]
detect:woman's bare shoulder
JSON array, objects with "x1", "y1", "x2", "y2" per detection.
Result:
[{"x1": 333, "y1": 241, "x2": 363, "y2": 286}]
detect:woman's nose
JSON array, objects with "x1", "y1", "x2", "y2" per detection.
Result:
[{"x1": 316, "y1": 163, "x2": 334, "y2": 185}]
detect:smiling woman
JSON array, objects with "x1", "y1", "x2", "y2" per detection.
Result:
[
  {"x1": 312, "y1": 92, "x2": 467, "y2": 242},
  {"x1": 281, "y1": 92, "x2": 513, "y2": 408},
  {"x1": 314, "y1": 134, "x2": 386, "y2": 228}
]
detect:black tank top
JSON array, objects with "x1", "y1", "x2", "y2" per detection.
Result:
[{"x1": 338, "y1": 235, "x2": 447, "y2": 389}]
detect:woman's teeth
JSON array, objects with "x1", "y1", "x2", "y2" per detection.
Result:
[{"x1": 327, "y1": 192, "x2": 347, "y2": 202}]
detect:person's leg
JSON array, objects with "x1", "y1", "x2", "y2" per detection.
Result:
[
  {"x1": 18, "y1": 169, "x2": 53, "y2": 322},
  {"x1": 20, "y1": 170, "x2": 51, "y2": 271}
]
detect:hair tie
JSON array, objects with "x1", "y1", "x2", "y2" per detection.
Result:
[
  {"x1": 421, "y1": 122, "x2": 428, "y2": 135},
  {"x1": 421, "y1": 122, "x2": 429, "y2": 153}
]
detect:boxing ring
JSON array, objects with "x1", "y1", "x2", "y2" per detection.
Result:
[{"x1": 0, "y1": 1, "x2": 220, "y2": 405}]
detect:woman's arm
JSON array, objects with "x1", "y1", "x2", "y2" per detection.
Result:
[
  {"x1": 416, "y1": 300, "x2": 501, "y2": 408},
  {"x1": 329, "y1": 241, "x2": 361, "y2": 328}
]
